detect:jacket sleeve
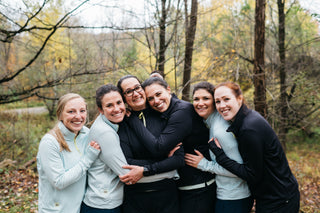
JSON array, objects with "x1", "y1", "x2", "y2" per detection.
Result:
[
  {"x1": 93, "y1": 130, "x2": 130, "y2": 176},
  {"x1": 120, "y1": 134, "x2": 185, "y2": 175},
  {"x1": 197, "y1": 155, "x2": 237, "y2": 177},
  {"x1": 144, "y1": 146, "x2": 185, "y2": 176},
  {"x1": 209, "y1": 128, "x2": 263, "y2": 186},
  {"x1": 37, "y1": 135, "x2": 100, "y2": 190},
  {"x1": 126, "y1": 105, "x2": 193, "y2": 156}
]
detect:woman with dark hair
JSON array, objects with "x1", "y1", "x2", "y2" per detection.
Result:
[
  {"x1": 210, "y1": 81, "x2": 300, "y2": 212},
  {"x1": 185, "y1": 81, "x2": 252, "y2": 212},
  {"x1": 123, "y1": 77, "x2": 215, "y2": 213},
  {"x1": 117, "y1": 75, "x2": 185, "y2": 213},
  {"x1": 37, "y1": 93, "x2": 100, "y2": 213},
  {"x1": 81, "y1": 84, "x2": 145, "y2": 213}
]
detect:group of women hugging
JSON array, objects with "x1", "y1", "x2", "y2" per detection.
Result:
[{"x1": 37, "y1": 74, "x2": 300, "y2": 213}]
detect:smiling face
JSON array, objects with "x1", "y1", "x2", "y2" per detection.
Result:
[
  {"x1": 121, "y1": 77, "x2": 146, "y2": 111},
  {"x1": 214, "y1": 86, "x2": 243, "y2": 121},
  {"x1": 99, "y1": 91, "x2": 126, "y2": 124},
  {"x1": 144, "y1": 83, "x2": 171, "y2": 113},
  {"x1": 60, "y1": 98, "x2": 87, "y2": 134},
  {"x1": 193, "y1": 89, "x2": 215, "y2": 119}
]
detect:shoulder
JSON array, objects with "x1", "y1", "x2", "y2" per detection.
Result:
[
  {"x1": 38, "y1": 133, "x2": 60, "y2": 151},
  {"x1": 243, "y1": 110, "x2": 270, "y2": 129},
  {"x1": 89, "y1": 118, "x2": 118, "y2": 141},
  {"x1": 171, "y1": 98, "x2": 193, "y2": 112}
]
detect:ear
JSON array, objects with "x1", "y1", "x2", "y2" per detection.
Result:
[
  {"x1": 98, "y1": 108, "x2": 103, "y2": 114},
  {"x1": 167, "y1": 86, "x2": 171, "y2": 93},
  {"x1": 237, "y1": 95, "x2": 243, "y2": 105}
]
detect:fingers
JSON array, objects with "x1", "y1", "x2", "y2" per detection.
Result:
[
  {"x1": 119, "y1": 174, "x2": 135, "y2": 185},
  {"x1": 214, "y1": 138, "x2": 222, "y2": 148},
  {"x1": 208, "y1": 137, "x2": 214, "y2": 143},
  {"x1": 122, "y1": 165, "x2": 135, "y2": 170},
  {"x1": 194, "y1": 149, "x2": 203, "y2": 157},
  {"x1": 89, "y1": 141, "x2": 100, "y2": 150}
]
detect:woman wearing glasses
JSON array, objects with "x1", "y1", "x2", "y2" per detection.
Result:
[
  {"x1": 117, "y1": 75, "x2": 185, "y2": 213},
  {"x1": 122, "y1": 77, "x2": 215, "y2": 213}
]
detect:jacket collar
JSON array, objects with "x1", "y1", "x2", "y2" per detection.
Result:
[
  {"x1": 227, "y1": 104, "x2": 250, "y2": 135},
  {"x1": 58, "y1": 121, "x2": 86, "y2": 140},
  {"x1": 100, "y1": 114, "x2": 119, "y2": 132}
]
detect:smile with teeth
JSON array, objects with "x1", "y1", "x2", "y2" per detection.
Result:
[
  {"x1": 72, "y1": 121, "x2": 83, "y2": 125},
  {"x1": 133, "y1": 95, "x2": 143, "y2": 102},
  {"x1": 221, "y1": 109, "x2": 229, "y2": 115},
  {"x1": 113, "y1": 112, "x2": 123, "y2": 117},
  {"x1": 156, "y1": 102, "x2": 164, "y2": 109}
]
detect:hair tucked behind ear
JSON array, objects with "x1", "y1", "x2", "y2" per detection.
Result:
[{"x1": 49, "y1": 93, "x2": 86, "y2": 152}]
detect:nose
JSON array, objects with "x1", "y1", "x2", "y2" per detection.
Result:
[
  {"x1": 132, "y1": 89, "x2": 140, "y2": 96},
  {"x1": 154, "y1": 97, "x2": 160, "y2": 105},
  {"x1": 114, "y1": 105, "x2": 121, "y2": 112},
  {"x1": 74, "y1": 111, "x2": 81, "y2": 118},
  {"x1": 220, "y1": 101, "x2": 226, "y2": 107}
]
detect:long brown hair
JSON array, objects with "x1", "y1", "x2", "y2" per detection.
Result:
[{"x1": 49, "y1": 93, "x2": 86, "y2": 152}]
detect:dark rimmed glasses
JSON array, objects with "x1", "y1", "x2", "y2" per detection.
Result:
[{"x1": 123, "y1": 85, "x2": 143, "y2": 97}]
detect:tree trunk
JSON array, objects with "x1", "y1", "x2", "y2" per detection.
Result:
[
  {"x1": 253, "y1": 0, "x2": 267, "y2": 117},
  {"x1": 278, "y1": 0, "x2": 287, "y2": 151},
  {"x1": 182, "y1": 0, "x2": 198, "y2": 101},
  {"x1": 157, "y1": 0, "x2": 167, "y2": 77}
]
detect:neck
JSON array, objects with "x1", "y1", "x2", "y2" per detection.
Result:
[{"x1": 132, "y1": 105, "x2": 146, "y2": 112}]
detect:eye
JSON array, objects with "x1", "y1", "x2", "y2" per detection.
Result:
[
  {"x1": 215, "y1": 100, "x2": 220, "y2": 104},
  {"x1": 80, "y1": 109, "x2": 86, "y2": 113},
  {"x1": 155, "y1": 92, "x2": 162, "y2": 97},
  {"x1": 68, "y1": 110, "x2": 74, "y2": 113},
  {"x1": 193, "y1": 97, "x2": 199, "y2": 101},
  {"x1": 117, "y1": 100, "x2": 122, "y2": 105},
  {"x1": 147, "y1": 97, "x2": 154, "y2": 102}
]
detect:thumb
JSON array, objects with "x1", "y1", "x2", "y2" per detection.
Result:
[
  {"x1": 122, "y1": 165, "x2": 134, "y2": 169},
  {"x1": 194, "y1": 149, "x2": 202, "y2": 156}
]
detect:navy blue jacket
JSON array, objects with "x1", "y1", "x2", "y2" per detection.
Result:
[
  {"x1": 126, "y1": 96, "x2": 214, "y2": 187},
  {"x1": 118, "y1": 106, "x2": 185, "y2": 177},
  {"x1": 209, "y1": 104, "x2": 299, "y2": 206}
]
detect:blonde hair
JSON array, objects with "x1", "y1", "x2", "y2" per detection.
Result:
[{"x1": 49, "y1": 93, "x2": 86, "y2": 152}]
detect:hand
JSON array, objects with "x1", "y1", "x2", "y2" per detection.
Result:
[
  {"x1": 184, "y1": 150, "x2": 204, "y2": 168},
  {"x1": 168, "y1": 143, "x2": 182, "y2": 157},
  {"x1": 119, "y1": 165, "x2": 144, "y2": 185},
  {"x1": 208, "y1": 137, "x2": 221, "y2": 148},
  {"x1": 214, "y1": 138, "x2": 222, "y2": 148},
  {"x1": 89, "y1": 141, "x2": 100, "y2": 150}
]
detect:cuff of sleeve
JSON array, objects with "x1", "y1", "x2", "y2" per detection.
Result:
[
  {"x1": 208, "y1": 141, "x2": 224, "y2": 156},
  {"x1": 197, "y1": 158, "x2": 210, "y2": 171},
  {"x1": 143, "y1": 165, "x2": 155, "y2": 176},
  {"x1": 85, "y1": 145, "x2": 100, "y2": 162}
]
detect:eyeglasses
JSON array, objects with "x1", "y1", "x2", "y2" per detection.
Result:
[{"x1": 123, "y1": 85, "x2": 143, "y2": 97}]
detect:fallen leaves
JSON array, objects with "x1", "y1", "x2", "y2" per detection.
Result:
[{"x1": 0, "y1": 169, "x2": 38, "y2": 212}]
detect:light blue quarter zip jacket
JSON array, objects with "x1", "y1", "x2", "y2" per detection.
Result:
[
  {"x1": 197, "y1": 111, "x2": 251, "y2": 200},
  {"x1": 37, "y1": 122, "x2": 100, "y2": 213},
  {"x1": 83, "y1": 114, "x2": 178, "y2": 209},
  {"x1": 83, "y1": 114, "x2": 129, "y2": 209}
]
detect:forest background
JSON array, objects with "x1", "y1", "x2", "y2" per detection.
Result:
[{"x1": 0, "y1": 0, "x2": 319, "y2": 212}]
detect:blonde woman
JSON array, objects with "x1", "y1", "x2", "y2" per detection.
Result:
[{"x1": 37, "y1": 93, "x2": 100, "y2": 213}]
